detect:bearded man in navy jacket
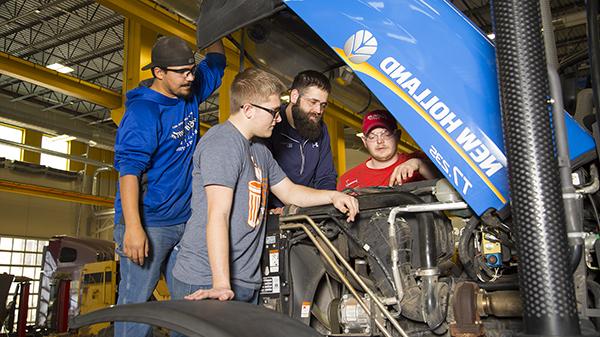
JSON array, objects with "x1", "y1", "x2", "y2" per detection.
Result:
[
  {"x1": 268, "y1": 70, "x2": 337, "y2": 209},
  {"x1": 113, "y1": 36, "x2": 225, "y2": 337}
]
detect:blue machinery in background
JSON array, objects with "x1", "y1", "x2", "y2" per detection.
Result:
[{"x1": 284, "y1": 0, "x2": 596, "y2": 215}]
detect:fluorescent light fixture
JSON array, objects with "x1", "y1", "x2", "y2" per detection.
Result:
[
  {"x1": 56, "y1": 66, "x2": 74, "y2": 74},
  {"x1": 46, "y1": 63, "x2": 74, "y2": 74},
  {"x1": 487, "y1": 33, "x2": 495, "y2": 40},
  {"x1": 46, "y1": 63, "x2": 63, "y2": 70},
  {"x1": 48, "y1": 134, "x2": 76, "y2": 142}
]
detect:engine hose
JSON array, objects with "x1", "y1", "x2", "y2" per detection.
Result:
[
  {"x1": 421, "y1": 276, "x2": 449, "y2": 332},
  {"x1": 458, "y1": 217, "x2": 482, "y2": 281},
  {"x1": 330, "y1": 217, "x2": 397, "y2": 295},
  {"x1": 568, "y1": 244, "x2": 583, "y2": 274},
  {"x1": 383, "y1": 193, "x2": 446, "y2": 329},
  {"x1": 382, "y1": 193, "x2": 438, "y2": 269},
  {"x1": 478, "y1": 280, "x2": 519, "y2": 291}
]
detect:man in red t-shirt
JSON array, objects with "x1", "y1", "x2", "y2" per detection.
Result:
[{"x1": 337, "y1": 110, "x2": 436, "y2": 191}]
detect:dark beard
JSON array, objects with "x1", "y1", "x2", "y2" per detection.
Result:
[{"x1": 292, "y1": 104, "x2": 322, "y2": 142}]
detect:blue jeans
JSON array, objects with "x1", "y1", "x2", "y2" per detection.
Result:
[
  {"x1": 169, "y1": 271, "x2": 260, "y2": 337},
  {"x1": 114, "y1": 223, "x2": 185, "y2": 337},
  {"x1": 170, "y1": 274, "x2": 259, "y2": 303}
]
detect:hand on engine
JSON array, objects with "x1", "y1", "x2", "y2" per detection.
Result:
[
  {"x1": 184, "y1": 287, "x2": 235, "y2": 301},
  {"x1": 330, "y1": 192, "x2": 359, "y2": 222},
  {"x1": 389, "y1": 158, "x2": 422, "y2": 186}
]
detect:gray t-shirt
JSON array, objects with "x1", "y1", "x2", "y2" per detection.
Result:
[{"x1": 173, "y1": 121, "x2": 287, "y2": 289}]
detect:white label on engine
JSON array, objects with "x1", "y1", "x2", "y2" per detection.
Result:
[
  {"x1": 269, "y1": 249, "x2": 279, "y2": 273},
  {"x1": 266, "y1": 235, "x2": 276, "y2": 245},
  {"x1": 572, "y1": 173, "x2": 581, "y2": 186},
  {"x1": 301, "y1": 302, "x2": 311, "y2": 318},
  {"x1": 261, "y1": 276, "x2": 280, "y2": 294}
]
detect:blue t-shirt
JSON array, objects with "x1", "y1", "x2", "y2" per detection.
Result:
[{"x1": 114, "y1": 53, "x2": 226, "y2": 227}]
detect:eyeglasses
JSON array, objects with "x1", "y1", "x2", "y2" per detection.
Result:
[
  {"x1": 299, "y1": 96, "x2": 328, "y2": 111},
  {"x1": 245, "y1": 103, "x2": 281, "y2": 119},
  {"x1": 160, "y1": 64, "x2": 197, "y2": 77},
  {"x1": 365, "y1": 130, "x2": 395, "y2": 142}
]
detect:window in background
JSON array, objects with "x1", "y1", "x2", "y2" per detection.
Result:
[
  {"x1": 0, "y1": 236, "x2": 48, "y2": 331},
  {"x1": 40, "y1": 135, "x2": 70, "y2": 170},
  {"x1": 0, "y1": 124, "x2": 24, "y2": 161}
]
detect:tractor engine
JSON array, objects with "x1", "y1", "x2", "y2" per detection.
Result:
[{"x1": 259, "y1": 179, "x2": 522, "y2": 337}]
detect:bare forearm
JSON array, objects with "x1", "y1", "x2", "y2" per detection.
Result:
[
  {"x1": 206, "y1": 40, "x2": 224, "y2": 54},
  {"x1": 284, "y1": 184, "x2": 335, "y2": 207},
  {"x1": 119, "y1": 175, "x2": 142, "y2": 229},
  {"x1": 206, "y1": 216, "x2": 230, "y2": 289},
  {"x1": 418, "y1": 160, "x2": 437, "y2": 180}
]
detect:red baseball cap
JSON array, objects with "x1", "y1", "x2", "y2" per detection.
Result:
[{"x1": 362, "y1": 110, "x2": 397, "y2": 135}]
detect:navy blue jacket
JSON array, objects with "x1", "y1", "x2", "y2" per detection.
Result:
[
  {"x1": 267, "y1": 104, "x2": 337, "y2": 207},
  {"x1": 114, "y1": 53, "x2": 226, "y2": 226}
]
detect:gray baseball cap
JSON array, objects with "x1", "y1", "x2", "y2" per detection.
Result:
[{"x1": 141, "y1": 36, "x2": 195, "y2": 71}]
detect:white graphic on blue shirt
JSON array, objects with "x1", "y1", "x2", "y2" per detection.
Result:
[{"x1": 171, "y1": 111, "x2": 198, "y2": 152}]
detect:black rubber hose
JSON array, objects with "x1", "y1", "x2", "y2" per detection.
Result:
[
  {"x1": 568, "y1": 244, "x2": 583, "y2": 274},
  {"x1": 458, "y1": 217, "x2": 489, "y2": 281},
  {"x1": 387, "y1": 193, "x2": 438, "y2": 270},
  {"x1": 478, "y1": 280, "x2": 519, "y2": 291},
  {"x1": 330, "y1": 217, "x2": 396, "y2": 294},
  {"x1": 491, "y1": 0, "x2": 581, "y2": 335}
]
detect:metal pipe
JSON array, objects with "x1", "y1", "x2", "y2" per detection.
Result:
[
  {"x1": 92, "y1": 166, "x2": 113, "y2": 196},
  {"x1": 477, "y1": 290, "x2": 523, "y2": 317},
  {"x1": 280, "y1": 222, "x2": 395, "y2": 337},
  {"x1": 387, "y1": 208, "x2": 405, "y2": 307},
  {"x1": 94, "y1": 209, "x2": 116, "y2": 217},
  {"x1": 389, "y1": 199, "x2": 457, "y2": 329},
  {"x1": 386, "y1": 201, "x2": 467, "y2": 213},
  {"x1": 491, "y1": 0, "x2": 581, "y2": 335},
  {"x1": 541, "y1": 0, "x2": 585, "y2": 278},
  {"x1": 280, "y1": 215, "x2": 410, "y2": 337},
  {"x1": 0, "y1": 138, "x2": 113, "y2": 168}
]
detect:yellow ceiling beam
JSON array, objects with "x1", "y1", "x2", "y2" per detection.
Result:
[
  {"x1": 0, "y1": 179, "x2": 115, "y2": 207},
  {"x1": 0, "y1": 51, "x2": 122, "y2": 109}
]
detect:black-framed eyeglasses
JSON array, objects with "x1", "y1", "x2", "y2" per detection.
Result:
[
  {"x1": 160, "y1": 64, "x2": 197, "y2": 77},
  {"x1": 245, "y1": 103, "x2": 281, "y2": 118}
]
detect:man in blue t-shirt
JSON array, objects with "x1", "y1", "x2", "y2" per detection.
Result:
[
  {"x1": 267, "y1": 70, "x2": 337, "y2": 209},
  {"x1": 113, "y1": 35, "x2": 225, "y2": 337}
]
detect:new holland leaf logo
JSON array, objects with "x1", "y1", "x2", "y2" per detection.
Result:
[{"x1": 343, "y1": 30, "x2": 378, "y2": 64}]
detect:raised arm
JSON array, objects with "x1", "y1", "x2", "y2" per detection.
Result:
[{"x1": 205, "y1": 39, "x2": 225, "y2": 55}]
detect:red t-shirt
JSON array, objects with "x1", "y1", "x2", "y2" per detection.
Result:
[{"x1": 337, "y1": 153, "x2": 425, "y2": 191}]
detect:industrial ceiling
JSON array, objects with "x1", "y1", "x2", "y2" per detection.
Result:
[{"x1": 0, "y1": 0, "x2": 591, "y2": 150}]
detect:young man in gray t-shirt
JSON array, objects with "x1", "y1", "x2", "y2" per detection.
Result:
[{"x1": 171, "y1": 68, "x2": 359, "y2": 303}]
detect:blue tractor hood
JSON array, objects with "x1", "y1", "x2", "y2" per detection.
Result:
[{"x1": 196, "y1": 0, "x2": 596, "y2": 215}]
